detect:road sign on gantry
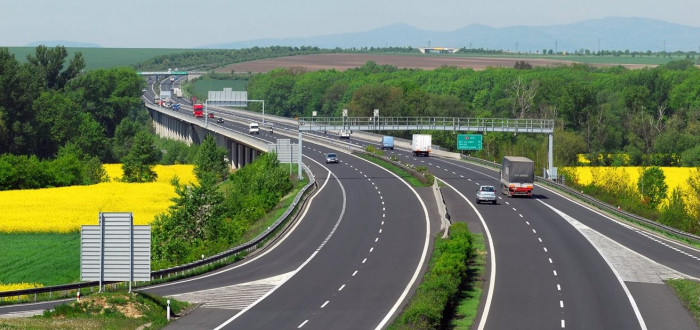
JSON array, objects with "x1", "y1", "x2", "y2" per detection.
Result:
[{"x1": 457, "y1": 134, "x2": 483, "y2": 150}]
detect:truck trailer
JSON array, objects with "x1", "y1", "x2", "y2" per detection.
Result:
[
  {"x1": 412, "y1": 134, "x2": 431, "y2": 157},
  {"x1": 500, "y1": 156, "x2": 534, "y2": 197}
]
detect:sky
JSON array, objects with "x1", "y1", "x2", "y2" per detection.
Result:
[{"x1": 2, "y1": 0, "x2": 698, "y2": 48}]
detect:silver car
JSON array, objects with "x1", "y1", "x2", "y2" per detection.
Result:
[
  {"x1": 325, "y1": 153, "x2": 339, "y2": 164},
  {"x1": 476, "y1": 185, "x2": 497, "y2": 204}
]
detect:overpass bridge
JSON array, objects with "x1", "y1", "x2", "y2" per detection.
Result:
[{"x1": 146, "y1": 102, "x2": 269, "y2": 169}]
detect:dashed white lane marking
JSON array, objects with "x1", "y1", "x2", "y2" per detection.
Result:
[
  {"x1": 557, "y1": 284, "x2": 561, "y2": 291},
  {"x1": 362, "y1": 258, "x2": 367, "y2": 264},
  {"x1": 352, "y1": 270, "x2": 358, "y2": 276},
  {"x1": 298, "y1": 320, "x2": 308, "y2": 328},
  {"x1": 375, "y1": 237, "x2": 379, "y2": 242},
  {"x1": 532, "y1": 229, "x2": 537, "y2": 234},
  {"x1": 338, "y1": 284, "x2": 345, "y2": 291},
  {"x1": 549, "y1": 258, "x2": 553, "y2": 264},
  {"x1": 321, "y1": 301, "x2": 329, "y2": 308},
  {"x1": 370, "y1": 247, "x2": 374, "y2": 252},
  {"x1": 544, "y1": 247, "x2": 548, "y2": 252},
  {"x1": 553, "y1": 270, "x2": 558, "y2": 276},
  {"x1": 519, "y1": 214, "x2": 524, "y2": 218},
  {"x1": 561, "y1": 319, "x2": 565, "y2": 328},
  {"x1": 560, "y1": 300, "x2": 564, "y2": 308}
]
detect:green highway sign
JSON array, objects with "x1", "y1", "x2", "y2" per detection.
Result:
[{"x1": 457, "y1": 134, "x2": 482, "y2": 150}]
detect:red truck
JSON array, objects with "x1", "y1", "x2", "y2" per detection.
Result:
[{"x1": 193, "y1": 104, "x2": 204, "y2": 118}]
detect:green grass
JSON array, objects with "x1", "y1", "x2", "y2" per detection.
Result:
[
  {"x1": 0, "y1": 291, "x2": 188, "y2": 329},
  {"x1": 0, "y1": 232, "x2": 80, "y2": 286},
  {"x1": 356, "y1": 153, "x2": 431, "y2": 187},
  {"x1": 6, "y1": 47, "x2": 198, "y2": 71},
  {"x1": 451, "y1": 234, "x2": 486, "y2": 329},
  {"x1": 665, "y1": 279, "x2": 700, "y2": 327},
  {"x1": 190, "y1": 77, "x2": 248, "y2": 100}
]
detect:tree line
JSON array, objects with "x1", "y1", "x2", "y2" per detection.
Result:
[
  {"x1": 245, "y1": 60, "x2": 700, "y2": 169},
  {"x1": 0, "y1": 46, "x2": 196, "y2": 189}
]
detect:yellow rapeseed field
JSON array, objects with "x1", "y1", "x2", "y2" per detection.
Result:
[
  {"x1": 0, "y1": 165, "x2": 195, "y2": 233},
  {"x1": 563, "y1": 167, "x2": 691, "y2": 193},
  {"x1": 0, "y1": 283, "x2": 43, "y2": 297}
]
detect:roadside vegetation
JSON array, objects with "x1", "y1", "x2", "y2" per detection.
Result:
[
  {"x1": 666, "y1": 279, "x2": 700, "y2": 327},
  {"x1": 151, "y1": 138, "x2": 297, "y2": 269},
  {"x1": 390, "y1": 222, "x2": 476, "y2": 329},
  {"x1": 359, "y1": 145, "x2": 434, "y2": 187},
  {"x1": 0, "y1": 291, "x2": 188, "y2": 329}
]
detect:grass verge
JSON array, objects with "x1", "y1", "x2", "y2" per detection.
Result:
[
  {"x1": 450, "y1": 234, "x2": 486, "y2": 329},
  {"x1": 356, "y1": 153, "x2": 432, "y2": 187},
  {"x1": 389, "y1": 223, "x2": 475, "y2": 329},
  {"x1": 666, "y1": 279, "x2": 700, "y2": 327},
  {"x1": 0, "y1": 291, "x2": 187, "y2": 329}
]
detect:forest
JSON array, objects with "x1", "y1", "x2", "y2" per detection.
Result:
[
  {"x1": 245, "y1": 60, "x2": 700, "y2": 169},
  {"x1": 0, "y1": 46, "x2": 157, "y2": 189}
]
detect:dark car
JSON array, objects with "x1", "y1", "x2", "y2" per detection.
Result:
[
  {"x1": 216, "y1": 117, "x2": 224, "y2": 123},
  {"x1": 325, "y1": 153, "x2": 338, "y2": 164}
]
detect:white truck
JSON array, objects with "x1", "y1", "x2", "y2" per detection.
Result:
[
  {"x1": 500, "y1": 156, "x2": 535, "y2": 197},
  {"x1": 172, "y1": 87, "x2": 183, "y2": 98},
  {"x1": 412, "y1": 134, "x2": 431, "y2": 157}
]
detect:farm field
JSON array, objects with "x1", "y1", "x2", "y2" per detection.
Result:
[
  {"x1": 6, "y1": 47, "x2": 197, "y2": 71},
  {"x1": 0, "y1": 165, "x2": 195, "y2": 289},
  {"x1": 0, "y1": 233, "x2": 79, "y2": 288},
  {"x1": 215, "y1": 53, "x2": 689, "y2": 73},
  {"x1": 0, "y1": 165, "x2": 195, "y2": 233},
  {"x1": 563, "y1": 166, "x2": 695, "y2": 205},
  {"x1": 191, "y1": 77, "x2": 248, "y2": 98}
]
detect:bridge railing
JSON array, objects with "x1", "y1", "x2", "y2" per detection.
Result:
[
  {"x1": 298, "y1": 116, "x2": 554, "y2": 133},
  {"x1": 0, "y1": 164, "x2": 317, "y2": 303}
]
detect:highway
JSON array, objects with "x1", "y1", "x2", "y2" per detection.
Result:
[
  {"x1": 141, "y1": 76, "x2": 435, "y2": 329},
  {"x1": 3, "y1": 75, "x2": 699, "y2": 329},
  {"x1": 147, "y1": 78, "x2": 700, "y2": 328}
]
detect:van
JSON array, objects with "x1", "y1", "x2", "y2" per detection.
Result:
[
  {"x1": 381, "y1": 136, "x2": 394, "y2": 150},
  {"x1": 249, "y1": 122, "x2": 260, "y2": 134}
]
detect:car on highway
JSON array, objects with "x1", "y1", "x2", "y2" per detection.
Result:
[
  {"x1": 208, "y1": 112, "x2": 215, "y2": 119},
  {"x1": 217, "y1": 117, "x2": 224, "y2": 123},
  {"x1": 325, "y1": 153, "x2": 338, "y2": 164},
  {"x1": 476, "y1": 185, "x2": 497, "y2": 204}
]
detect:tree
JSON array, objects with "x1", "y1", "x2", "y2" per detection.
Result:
[
  {"x1": 193, "y1": 135, "x2": 229, "y2": 183},
  {"x1": 658, "y1": 188, "x2": 694, "y2": 233},
  {"x1": 637, "y1": 166, "x2": 667, "y2": 208},
  {"x1": 121, "y1": 130, "x2": 160, "y2": 182},
  {"x1": 26, "y1": 45, "x2": 84, "y2": 90}
]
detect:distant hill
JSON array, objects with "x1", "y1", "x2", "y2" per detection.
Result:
[
  {"x1": 204, "y1": 17, "x2": 700, "y2": 53},
  {"x1": 25, "y1": 40, "x2": 102, "y2": 48}
]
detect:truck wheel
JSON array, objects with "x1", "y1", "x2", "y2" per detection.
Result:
[{"x1": 492, "y1": 200, "x2": 497, "y2": 205}]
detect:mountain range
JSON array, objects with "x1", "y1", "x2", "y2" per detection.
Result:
[{"x1": 204, "y1": 17, "x2": 700, "y2": 53}]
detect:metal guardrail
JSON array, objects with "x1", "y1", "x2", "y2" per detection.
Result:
[
  {"x1": 0, "y1": 164, "x2": 317, "y2": 301},
  {"x1": 460, "y1": 155, "x2": 700, "y2": 243}
]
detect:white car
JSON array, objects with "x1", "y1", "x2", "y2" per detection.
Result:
[{"x1": 476, "y1": 185, "x2": 497, "y2": 204}]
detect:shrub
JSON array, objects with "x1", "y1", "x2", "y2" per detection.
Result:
[{"x1": 392, "y1": 223, "x2": 474, "y2": 329}]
